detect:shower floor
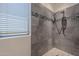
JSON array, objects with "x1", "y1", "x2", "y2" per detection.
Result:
[{"x1": 43, "y1": 48, "x2": 73, "y2": 56}]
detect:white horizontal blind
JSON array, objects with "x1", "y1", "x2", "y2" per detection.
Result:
[{"x1": 0, "y1": 3, "x2": 30, "y2": 37}]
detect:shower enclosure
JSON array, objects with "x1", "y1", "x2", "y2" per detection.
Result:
[{"x1": 31, "y1": 3, "x2": 79, "y2": 56}]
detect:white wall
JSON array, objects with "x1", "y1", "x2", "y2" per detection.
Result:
[{"x1": 0, "y1": 35, "x2": 31, "y2": 56}]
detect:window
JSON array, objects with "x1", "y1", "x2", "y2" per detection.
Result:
[{"x1": 0, "y1": 3, "x2": 31, "y2": 37}]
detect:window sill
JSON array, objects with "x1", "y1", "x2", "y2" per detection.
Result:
[{"x1": 0, "y1": 33, "x2": 31, "y2": 40}]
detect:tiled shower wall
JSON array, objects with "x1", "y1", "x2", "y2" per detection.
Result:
[
  {"x1": 31, "y1": 3, "x2": 79, "y2": 56},
  {"x1": 55, "y1": 4, "x2": 79, "y2": 56},
  {"x1": 31, "y1": 3, "x2": 55, "y2": 56}
]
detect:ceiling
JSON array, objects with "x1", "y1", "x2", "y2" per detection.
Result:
[{"x1": 41, "y1": 3, "x2": 77, "y2": 12}]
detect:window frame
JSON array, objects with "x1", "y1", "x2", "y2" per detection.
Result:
[{"x1": 0, "y1": 3, "x2": 31, "y2": 38}]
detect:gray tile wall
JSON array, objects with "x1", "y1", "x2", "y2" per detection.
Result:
[
  {"x1": 31, "y1": 3, "x2": 79, "y2": 56},
  {"x1": 55, "y1": 4, "x2": 79, "y2": 56},
  {"x1": 31, "y1": 3, "x2": 55, "y2": 56}
]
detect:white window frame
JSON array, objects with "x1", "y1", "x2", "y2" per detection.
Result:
[{"x1": 0, "y1": 3, "x2": 31, "y2": 38}]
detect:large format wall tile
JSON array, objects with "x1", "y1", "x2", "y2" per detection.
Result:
[
  {"x1": 55, "y1": 4, "x2": 79, "y2": 56},
  {"x1": 31, "y1": 3, "x2": 79, "y2": 56},
  {"x1": 31, "y1": 3, "x2": 54, "y2": 56}
]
